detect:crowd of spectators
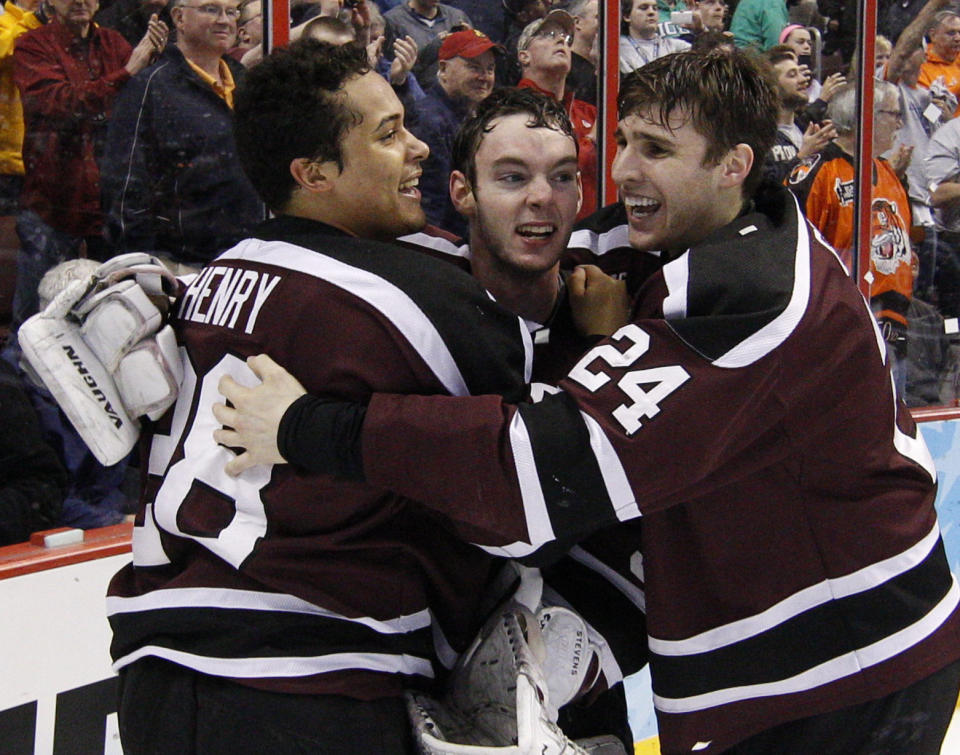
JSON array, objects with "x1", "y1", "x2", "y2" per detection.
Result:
[{"x1": 0, "y1": 0, "x2": 958, "y2": 554}]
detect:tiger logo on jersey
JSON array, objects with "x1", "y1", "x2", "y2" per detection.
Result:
[
  {"x1": 871, "y1": 198, "x2": 910, "y2": 276},
  {"x1": 787, "y1": 153, "x2": 821, "y2": 185}
]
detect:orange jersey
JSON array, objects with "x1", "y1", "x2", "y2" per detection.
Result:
[
  {"x1": 787, "y1": 143, "x2": 913, "y2": 326},
  {"x1": 918, "y1": 50, "x2": 960, "y2": 117}
]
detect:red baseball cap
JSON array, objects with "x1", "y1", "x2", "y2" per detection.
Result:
[{"x1": 438, "y1": 29, "x2": 502, "y2": 61}]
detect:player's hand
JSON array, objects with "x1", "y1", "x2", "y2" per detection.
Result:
[
  {"x1": 568, "y1": 265, "x2": 630, "y2": 336},
  {"x1": 213, "y1": 354, "x2": 307, "y2": 476}
]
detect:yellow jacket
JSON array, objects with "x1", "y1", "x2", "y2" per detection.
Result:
[{"x1": 0, "y1": 2, "x2": 41, "y2": 175}]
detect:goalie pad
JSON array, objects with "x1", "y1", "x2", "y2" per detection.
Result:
[
  {"x1": 18, "y1": 253, "x2": 183, "y2": 466},
  {"x1": 114, "y1": 325, "x2": 183, "y2": 421},
  {"x1": 18, "y1": 312, "x2": 140, "y2": 466},
  {"x1": 80, "y1": 280, "x2": 164, "y2": 372},
  {"x1": 406, "y1": 604, "x2": 625, "y2": 755}
]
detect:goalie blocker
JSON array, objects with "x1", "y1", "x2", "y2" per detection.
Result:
[{"x1": 18, "y1": 253, "x2": 183, "y2": 466}]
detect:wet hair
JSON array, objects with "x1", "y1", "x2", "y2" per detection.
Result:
[
  {"x1": 617, "y1": 48, "x2": 778, "y2": 196},
  {"x1": 233, "y1": 40, "x2": 370, "y2": 212},
  {"x1": 451, "y1": 86, "x2": 577, "y2": 188}
]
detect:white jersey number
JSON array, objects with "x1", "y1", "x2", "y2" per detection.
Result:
[
  {"x1": 140, "y1": 352, "x2": 271, "y2": 569},
  {"x1": 568, "y1": 324, "x2": 690, "y2": 435}
]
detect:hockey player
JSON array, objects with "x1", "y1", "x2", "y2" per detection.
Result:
[
  {"x1": 216, "y1": 49, "x2": 960, "y2": 754},
  {"x1": 105, "y1": 40, "x2": 539, "y2": 755}
]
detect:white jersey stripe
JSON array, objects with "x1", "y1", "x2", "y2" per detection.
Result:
[
  {"x1": 219, "y1": 239, "x2": 471, "y2": 396},
  {"x1": 477, "y1": 412, "x2": 556, "y2": 558},
  {"x1": 713, "y1": 197, "x2": 811, "y2": 368},
  {"x1": 650, "y1": 523, "x2": 944, "y2": 656},
  {"x1": 580, "y1": 410, "x2": 641, "y2": 521},
  {"x1": 568, "y1": 224, "x2": 633, "y2": 257},
  {"x1": 653, "y1": 576, "x2": 960, "y2": 713},
  {"x1": 107, "y1": 587, "x2": 433, "y2": 635},
  {"x1": 568, "y1": 545, "x2": 646, "y2": 613},
  {"x1": 112, "y1": 645, "x2": 435, "y2": 679}
]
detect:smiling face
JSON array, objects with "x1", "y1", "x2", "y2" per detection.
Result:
[
  {"x1": 453, "y1": 112, "x2": 581, "y2": 280},
  {"x1": 773, "y1": 57, "x2": 809, "y2": 109},
  {"x1": 322, "y1": 71, "x2": 428, "y2": 241},
  {"x1": 438, "y1": 51, "x2": 496, "y2": 107},
  {"x1": 612, "y1": 108, "x2": 747, "y2": 255},
  {"x1": 173, "y1": 0, "x2": 240, "y2": 56}
]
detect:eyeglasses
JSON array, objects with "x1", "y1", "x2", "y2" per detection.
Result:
[
  {"x1": 877, "y1": 109, "x2": 903, "y2": 121},
  {"x1": 180, "y1": 3, "x2": 242, "y2": 19},
  {"x1": 533, "y1": 27, "x2": 573, "y2": 45}
]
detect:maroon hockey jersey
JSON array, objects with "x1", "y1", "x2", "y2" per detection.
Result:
[
  {"x1": 106, "y1": 216, "x2": 533, "y2": 701},
  {"x1": 356, "y1": 186, "x2": 960, "y2": 752}
]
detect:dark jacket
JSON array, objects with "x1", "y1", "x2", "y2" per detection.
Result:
[
  {"x1": 409, "y1": 83, "x2": 472, "y2": 239},
  {"x1": 100, "y1": 45, "x2": 263, "y2": 265},
  {"x1": 0, "y1": 358, "x2": 65, "y2": 546}
]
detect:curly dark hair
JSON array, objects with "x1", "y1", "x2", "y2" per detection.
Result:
[
  {"x1": 233, "y1": 40, "x2": 370, "y2": 212},
  {"x1": 618, "y1": 48, "x2": 779, "y2": 196},
  {"x1": 451, "y1": 87, "x2": 577, "y2": 189}
]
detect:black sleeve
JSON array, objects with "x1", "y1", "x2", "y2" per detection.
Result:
[{"x1": 277, "y1": 394, "x2": 367, "y2": 481}]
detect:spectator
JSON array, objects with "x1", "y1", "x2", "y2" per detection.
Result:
[
  {"x1": 778, "y1": 22, "x2": 846, "y2": 128},
  {"x1": 517, "y1": 9, "x2": 598, "y2": 218},
  {"x1": 918, "y1": 7, "x2": 960, "y2": 117},
  {"x1": 10, "y1": 0, "x2": 166, "y2": 330},
  {"x1": 619, "y1": 0, "x2": 690, "y2": 73},
  {"x1": 875, "y1": 33, "x2": 893, "y2": 76},
  {"x1": 787, "y1": 81, "x2": 915, "y2": 387},
  {"x1": 762, "y1": 45, "x2": 836, "y2": 184},
  {"x1": 409, "y1": 28, "x2": 497, "y2": 237},
  {"x1": 922, "y1": 109, "x2": 960, "y2": 320},
  {"x1": 690, "y1": 0, "x2": 727, "y2": 32},
  {"x1": 95, "y1": 0, "x2": 172, "y2": 46},
  {"x1": 880, "y1": 0, "x2": 930, "y2": 44},
  {"x1": 729, "y1": 0, "x2": 788, "y2": 50},
  {"x1": 100, "y1": 0, "x2": 263, "y2": 272},
  {"x1": 501, "y1": 0, "x2": 549, "y2": 84},
  {"x1": 0, "y1": 0, "x2": 45, "y2": 215},
  {"x1": 227, "y1": 0, "x2": 260, "y2": 61},
  {"x1": 0, "y1": 355, "x2": 65, "y2": 546},
  {"x1": 565, "y1": 0, "x2": 598, "y2": 105},
  {"x1": 383, "y1": 0, "x2": 470, "y2": 54},
  {"x1": 885, "y1": 0, "x2": 955, "y2": 302}
]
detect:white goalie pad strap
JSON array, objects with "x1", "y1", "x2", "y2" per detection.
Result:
[
  {"x1": 92, "y1": 252, "x2": 179, "y2": 297},
  {"x1": 18, "y1": 313, "x2": 140, "y2": 467},
  {"x1": 79, "y1": 280, "x2": 163, "y2": 372},
  {"x1": 114, "y1": 325, "x2": 183, "y2": 421}
]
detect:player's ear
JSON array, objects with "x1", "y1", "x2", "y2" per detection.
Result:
[
  {"x1": 449, "y1": 170, "x2": 477, "y2": 217},
  {"x1": 289, "y1": 157, "x2": 336, "y2": 194},
  {"x1": 717, "y1": 143, "x2": 753, "y2": 189}
]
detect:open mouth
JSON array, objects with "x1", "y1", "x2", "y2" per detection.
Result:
[
  {"x1": 516, "y1": 222, "x2": 556, "y2": 240},
  {"x1": 399, "y1": 176, "x2": 420, "y2": 198},
  {"x1": 624, "y1": 196, "x2": 660, "y2": 219}
]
